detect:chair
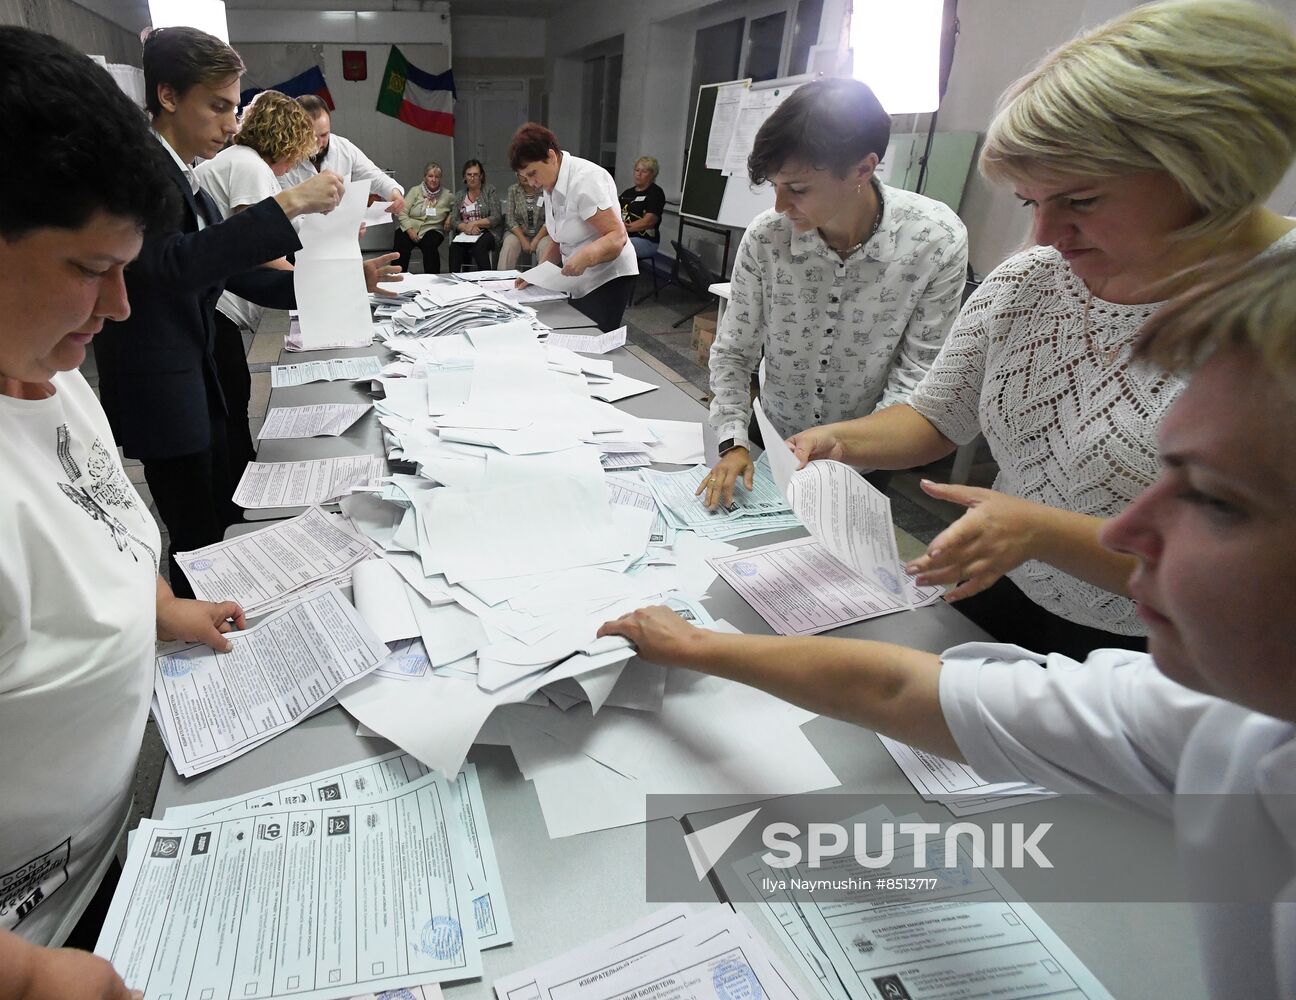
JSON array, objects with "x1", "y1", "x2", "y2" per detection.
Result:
[
  {"x1": 633, "y1": 241, "x2": 660, "y2": 304},
  {"x1": 668, "y1": 239, "x2": 720, "y2": 329}
]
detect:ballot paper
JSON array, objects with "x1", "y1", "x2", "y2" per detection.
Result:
[
  {"x1": 520, "y1": 260, "x2": 584, "y2": 293},
  {"x1": 544, "y1": 326, "x2": 627, "y2": 354},
  {"x1": 642, "y1": 460, "x2": 800, "y2": 542},
  {"x1": 96, "y1": 771, "x2": 483, "y2": 999},
  {"x1": 160, "y1": 753, "x2": 513, "y2": 951},
  {"x1": 258, "y1": 402, "x2": 373, "y2": 439},
  {"x1": 175, "y1": 506, "x2": 377, "y2": 617},
  {"x1": 453, "y1": 232, "x2": 483, "y2": 243},
  {"x1": 644, "y1": 419, "x2": 706, "y2": 465},
  {"x1": 152, "y1": 587, "x2": 390, "y2": 776},
  {"x1": 589, "y1": 372, "x2": 658, "y2": 402},
  {"x1": 233, "y1": 455, "x2": 386, "y2": 508},
  {"x1": 876, "y1": 734, "x2": 1055, "y2": 816},
  {"x1": 478, "y1": 278, "x2": 569, "y2": 305},
  {"x1": 294, "y1": 181, "x2": 373, "y2": 350},
  {"x1": 452, "y1": 269, "x2": 522, "y2": 282},
  {"x1": 272, "y1": 355, "x2": 384, "y2": 387},
  {"x1": 732, "y1": 806, "x2": 1114, "y2": 1000},
  {"x1": 531, "y1": 906, "x2": 804, "y2": 1000},
  {"x1": 362, "y1": 198, "x2": 396, "y2": 226}
]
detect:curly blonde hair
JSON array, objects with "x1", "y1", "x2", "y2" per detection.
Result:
[
  {"x1": 980, "y1": 0, "x2": 1296, "y2": 239},
  {"x1": 234, "y1": 89, "x2": 318, "y2": 167}
]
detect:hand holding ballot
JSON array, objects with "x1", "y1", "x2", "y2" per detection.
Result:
[
  {"x1": 276, "y1": 168, "x2": 346, "y2": 218},
  {"x1": 596, "y1": 604, "x2": 707, "y2": 666},
  {"x1": 696, "y1": 445, "x2": 754, "y2": 510},
  {"x1": 154, "y1": 586, "x2": 245, "y2": 654}
]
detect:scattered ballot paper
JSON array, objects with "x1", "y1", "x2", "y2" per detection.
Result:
[
  {"x1": 272, "y1": 355, "x2": 384, "y2": 387},
  {"x1": 708, "y1": 399, "x2": 941, "y2": 635},
  {"x1": 233, "y1": 455, "x2": 386, "y2": 509},
  {"x1": 362, "y1": 198, "x2": 396, "y2": 226},
  {"x1": 258, "y1": 402, "x2": 372, "y2": 439},
  {"x1": 545, "y1": 326, "x2": 627, "y2": 354},
  {"x1": 294, "y1": 180, "x2": 374, "y2": 350}
]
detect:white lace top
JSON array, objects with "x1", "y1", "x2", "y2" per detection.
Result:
[{"x1": 910, "y1": 231, "x2": 1296, "y2": 635}]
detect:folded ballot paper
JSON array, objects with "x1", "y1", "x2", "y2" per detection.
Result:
[
  {"x1": 706, "y1": 399, "x2": 942, "y2": 637},
  {"x1": 98, "y1": 759, "x2": 496, "y2": 1000}
]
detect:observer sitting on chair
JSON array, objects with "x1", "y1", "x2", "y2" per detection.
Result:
[{"x1": 499, "y1": 170, "x2": 552, "y2": 270}]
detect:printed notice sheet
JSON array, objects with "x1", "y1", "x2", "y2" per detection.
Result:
[
  {"x1": 233, "y1": 455, "x2": 386, "y2": 509},
  {"x1": 272, "y1": 356, "x2": 384, "y2": 387},
  {"x1": 258, "y1": 402, "x2": 372, "y2": 440},
  {"x1": 152, "y1": 587, "x2": 389, "y2": 775},
  {"x1": 176, "y1": 506, "x2": 376, "y2": 617},
  {"x1": 162, "y1": 753, "x2": 513, "y2": 951},
  {"x1": 95, "y1": 771, "x2": 483, "y2": 999}
]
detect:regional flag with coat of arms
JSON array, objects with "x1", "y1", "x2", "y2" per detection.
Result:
[{"x1": 376, "y1": 46, "x2": 456, "y2": 135}]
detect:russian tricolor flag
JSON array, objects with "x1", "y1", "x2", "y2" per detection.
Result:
[
  {"x1": 240, "y1": 65, "x2": 334, "y2": 110},
  {"x1": 376, "y1": 46, "x2": 455, "y2": 136}
]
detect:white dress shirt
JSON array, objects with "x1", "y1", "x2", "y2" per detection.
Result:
[
  {"x1": 940, "y1": 643, "x2": 1296, "y2": 998},
  {"x1": 546, "y1": 152, "x2": 639, "y2": 298},
  {"x1": 708, "y1": 186, "x2": 967, "y2": 448},
  {"x1": 280, "y1": 132, "x2": 402, "y2": 200}
]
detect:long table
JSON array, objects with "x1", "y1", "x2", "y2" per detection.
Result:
[{"x1": 156, "y1": 319, "x2": 1204, "y2": 999}]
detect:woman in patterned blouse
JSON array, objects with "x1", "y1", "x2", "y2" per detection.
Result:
[
  {"x1": 449, "y1": 159, "x2": 503, "y2": 272},
  {"x1": 788, "y1": 0, "x2": 1296, "y2": 658}
]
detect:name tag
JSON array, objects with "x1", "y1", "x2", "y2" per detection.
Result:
[
  {"x1": 633, "y1": 195, "x2": 647, "y2": 202},
  {"x1": 536, "y1": 195, "x2": 545, "y2": 207}
]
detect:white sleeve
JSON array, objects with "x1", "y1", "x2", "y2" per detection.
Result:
[
  {"x1": 226, "y1": 156, "x2": 282, "y2": 212},
  {"x1": 938, "y1": 642, "x2": 1222, "y2": 798},
  {"x1": 339, "y1": 136, "x2": 402, "y2": 199}
]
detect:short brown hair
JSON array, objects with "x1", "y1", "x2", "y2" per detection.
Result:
[
  {"x1": 142, "y1": 25, "x2": 243, "y2": 117},
  {"x1": 1136, "y1": 249, "x2": 1296, "y2": 389},
  {"x1": 508, "y1": 122, "x2": 561, "y2": 170},
  {"x1": 234, "y1": 90, "x2": 317, "y2": 166},
  {"x1": 748, "y1": 78, "x2": 890, "y2": 185},
  {"x1": 297, "y1": 94, "x2": 331, "y2": 119}
]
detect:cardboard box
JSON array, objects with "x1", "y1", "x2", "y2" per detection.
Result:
[{"x1": 692, "y1": 311, "x2": 717, "y2": 368}]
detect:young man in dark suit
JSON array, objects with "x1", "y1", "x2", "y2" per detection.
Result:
[{"x1": 93, "y1": 27, "x2": 400, "y2": 593}]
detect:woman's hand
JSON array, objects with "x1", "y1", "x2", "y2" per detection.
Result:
[
  {"x1": 905, "y1": 481, "x2": 1043, "y2": 601},
  {"x1": 597, "y1": 605, "x2": 708, "y2": 667},
  {"x1": 787, "y1": 425, "x2": 847, "y2": 468},
  {"x1": 561, "y1": 251, "x2": 591, "y2": 276},
  {"x1": 694, "y1": 447, "x2": 754, "y2": 510},
  {"x1": 405, "y1": 227, "x2": 419, "y2": 240},
  {"x1": 156, "y1": 596, "x2": 245, "y2": 652},
  {"x1": 363, "y1": 252, "x2": 404, "y2": 296}
]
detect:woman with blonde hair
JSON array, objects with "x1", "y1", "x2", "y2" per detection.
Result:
[
  {"x1": 788, "y1": 0, "x2": 1296, "y2": 658},
  {"x1": 194, "y1": 89, "x2": 321, "y2": 484}
]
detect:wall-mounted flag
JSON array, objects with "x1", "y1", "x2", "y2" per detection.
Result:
[
  {"x1": 376, "y1": 46, "x2": 455, "y2": 136},
  {"x1": 240, "y1": 64, "x2": 334, "y2": 110}
]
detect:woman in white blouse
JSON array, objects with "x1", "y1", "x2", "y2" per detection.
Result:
[
  {"x1": 789, "y1": 0, "x2": 1296, "y2": 658},
  {"x1": 508, "y1": 123, "x2": 639, "y2": 332}
]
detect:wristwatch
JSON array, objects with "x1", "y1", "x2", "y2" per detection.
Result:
[{"x1": 718, "y1": 438, "x2": 743, "y2": 456}]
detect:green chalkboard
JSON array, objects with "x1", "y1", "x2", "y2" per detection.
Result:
[{"x1": 680, "y1": 83, "x2": 729, "y2": 224}]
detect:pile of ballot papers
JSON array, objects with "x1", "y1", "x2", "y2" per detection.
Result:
[{"x1": 98, "y1": 752, "x2": 510, "y2": 1000}]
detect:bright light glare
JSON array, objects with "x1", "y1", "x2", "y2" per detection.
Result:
[
  {"x1": 148, "y1": 0, "x2": 229, "y2": 42},
  {"x1": 850, "y1": 0, "x2": 943, "y2": 114}
]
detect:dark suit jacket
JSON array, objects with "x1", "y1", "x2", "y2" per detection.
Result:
[{"x1": 95, "y1": 151, "x2": 302, "y2": 460}]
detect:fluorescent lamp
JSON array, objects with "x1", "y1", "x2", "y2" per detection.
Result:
[
  {"x1": 850, "y1": 0, "x2": 943, "y2": 114},
  {"x1": 148, "y1": 0, "x2": 229, "y2": 42}
]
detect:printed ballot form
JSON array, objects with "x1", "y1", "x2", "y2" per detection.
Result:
[
  {"x1": 272, "y1": 356, "x2": 384, "y2": 388},
  {"x1": 709, "y1": 401, "x2": 940, "y2": 635},
  {"x1": 233, "y1": 456, "x2": 386, "y2": 509},
  {"x1": 95, "y1": 771, "x2": 483, "y2": 1000},
  {"x1": 258, "y1": 402, "x2": 373, "y2": 440},
  {"x1": 152, "y1": 587, "x2": 389, "y2": 775}
]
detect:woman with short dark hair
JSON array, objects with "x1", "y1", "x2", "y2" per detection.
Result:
[
  {"x1": 509, "y1": 122, "x2": 639, "y2": 331},
  {"x1": 448, "y1": 159, "x2": 503, "y2": 272}
]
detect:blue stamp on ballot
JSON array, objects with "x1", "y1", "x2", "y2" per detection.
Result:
[
  {"x1": 732, "y1": 561, "x2": 758, "y2": 578},
  {"x1": 713, "y1": 959, "x2": 763, "y2": 1000},
  {"x1": 420, "y1": 915, "x2": 462, "y2": 960},
  {"x1": 158, "y1": 655, "x2": 193, "y2": 678},
  {"x1": 875, "y1": 565, "x2": 901, "y2": 595}
]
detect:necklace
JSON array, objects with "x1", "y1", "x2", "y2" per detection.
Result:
[
  {"x1": 831, "y1": 183, "x2": 885, "y2": 259},
  {"x1": 1082, "y1": 291, "x2": 1129, "y2": 366}
]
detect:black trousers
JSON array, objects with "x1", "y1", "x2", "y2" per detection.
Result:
[
  {"x1": 63, "y1": 859, "x2": 122, "y2": 952},
  {"x1": 572, "y1": 274, "x2": 636, "y2": 332},
  {"x1": 212, "y1": 311, "x2": 255, "y2": 486},
  {"x1": 394, "y1": 228, "x2": 444, "y2": 274},
  {"x1": 449, "y1": 230, "x2": 496, "y2": 272},
  {"x1": 142, "y1": 409, "x2": 240, "y2": 598},
  {"x1": 950, "y1": 576, "x2": 1148, "y2": 662}
]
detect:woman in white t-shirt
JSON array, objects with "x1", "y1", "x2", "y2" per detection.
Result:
[
  {"x1": 509, "y1": 122, "x2": 639, "y2": 332},
  {"x1": 787, "y1": 0, "x2": 1296, "y2": 658},
  {"x1": 0, "y1": 26, "x2": 244, "y2": 997},
  {"x1": 195, "y1": 90, "x2": 318, "y2": 481}
]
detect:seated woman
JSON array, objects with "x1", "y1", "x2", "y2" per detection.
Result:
[
  {"x1": 195, "y1": 89, "x2": 317, "y2": 481},
  {"x1": 499, "y1": 171, "x2": 552, "y2": 270},
  {"x1": 448, "y1": 159, "x2": 503, "y2": 272},
  {"x1": 393, "y1": 160, "x2": 452, "y2": 274},
  {"x1": 619, "y1": 156, "x2": 666, "y2": 258},
  {"x1": 697, "y1": 78, "x2": 967, "y2": 511},
  {"x1": 509, "y1": 122, "x2": 639, "y2": 332},
  {"x1": 787, "y1": 0, "x2": 1296, "y2": 659},
  {"x1": 603, "y1": 246, "x2": 1296, "y2": 999}
]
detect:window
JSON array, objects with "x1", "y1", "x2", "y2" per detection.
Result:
[
  {"x1": 745, "y1": 12, "x2": 787, "y2": 82},
  {"x1": 788, "y1": 0, "x2": 824, "y2": 75},
  {"x1": 688, "y1": 18, "x2": 743, "y2": 139},
  {"x1": 580, "y1": 40, "x2": 624, "y2": 173}
]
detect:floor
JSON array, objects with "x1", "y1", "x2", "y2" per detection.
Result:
[{"x1": 90, "y1": 258, "x2": 997, "y2": 827}]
